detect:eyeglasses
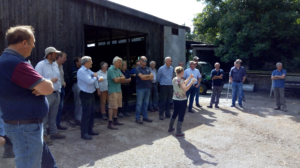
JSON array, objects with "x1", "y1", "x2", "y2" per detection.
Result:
[
  {"x1": 236, "y1": 62, "x2": 241, "y2": 64},
  {"x1": 142, "y1": 60, "x2": 147, "y2": 62}
]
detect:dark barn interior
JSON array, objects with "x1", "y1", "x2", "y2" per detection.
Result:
[{"x1": 84, "y1": 25, "x2": 147, "y2": 72}]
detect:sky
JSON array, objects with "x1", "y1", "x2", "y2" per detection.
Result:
[{"x1": 108, "y1": 0, "x2": 206, "y2": 31}]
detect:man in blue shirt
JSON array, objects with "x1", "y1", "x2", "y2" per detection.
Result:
[
  {"x1": 77, "y1": 56, "x2": 103, "y2": 139},
  {"x1": 229, "y1": 59, "x2": 247, "y2": 108},
  {"x1": 130, "y1": 60, "x2": 140, "y2": 94},
  {"x1": 271, "y1": 62, "x2": 287, "y2": 112},
  {"x1": 135, "y1": 56, "x2": 154, "y2": 124},
  {"x1": 183, "y1": 61, "x2": 202, "y2": 113},
  {"x1": 233, "y1": 62, "x2": 245, "y2": 102},
  {"x1": 193, "y1": 56, "x2": 203, "y2": 107},
  {"x1": 207, "y1": 63, "x2": 224, "y2": 108},
  {"x1": 157, "y1": 57, "x2": 174, "y2": 120},
  {"x1": 130, "y1": 60, "x2": 140, "y2": 77}
]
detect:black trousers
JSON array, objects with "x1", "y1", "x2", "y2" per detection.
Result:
[
  {"x1": 121, "y1": 84, "x2": 131, "y2": 112},
  {"x1": 172, "y1": 99, "x2": 187, "y2": 122},
  {"x1": 80, "y1": 91, "x2": 95, "y2": 136},
  {"x1": 159, "y1": 85, "x2": 173, "y2": 117}
]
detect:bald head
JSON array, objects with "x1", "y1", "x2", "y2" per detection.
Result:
[
  {"x1": 165, "y1": 57, "x2": 172, "y2": 67},
  {"x1": 139, "y1": 56, "x2": 147, "y2": 68},
  {"x1": 215, "y1": 62, "x2": 220, "y2": 69}
]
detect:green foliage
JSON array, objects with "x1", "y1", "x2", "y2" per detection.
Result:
[{"x1": 194, "y1": 0, "x2": 300, "y2": 72}]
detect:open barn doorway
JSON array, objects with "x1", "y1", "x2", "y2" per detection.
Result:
[{"x1": 84, "y1": 25, "x2": 147, "y2": 72}]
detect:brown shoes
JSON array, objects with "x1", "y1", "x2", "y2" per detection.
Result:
[
  {"x1": 50, "y1": 133, "x2": 66, "y2": 140},
  {"x1": 43, "y1": 135, "x2": 53, "y2": 146},
  {"x1": 113, "y1": 118, "x2": 124, "y2": 125},
  {"x1": 107, "y1": 121, "x2": 118, "y2": 130}
]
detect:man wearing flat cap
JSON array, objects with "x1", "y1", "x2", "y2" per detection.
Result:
[
  {"x1": 229, "y1": 59, "x2": 247, "y2": 108},
  {"x1": 35, "y1": 47, "x2": 66, "y2": 145}
]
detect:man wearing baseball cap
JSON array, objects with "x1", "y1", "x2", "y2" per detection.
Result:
[
  {"x1": 229, "y1": 59, "x2": 247, "y2": 108},
  {"x1": 35, "y1": 47, "x2": 66, "y2": 145}
]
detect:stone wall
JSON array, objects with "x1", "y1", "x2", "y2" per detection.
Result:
[
  {"x1": 163, "y1": 26, "x2": 186, "y2": 68},
  {"x1": 246, "y1": 74, "x2": 272, "y2": 92}
]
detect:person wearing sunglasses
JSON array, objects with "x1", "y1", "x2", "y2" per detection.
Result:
[
  {"x1": 229, "y1": 59, "x2": 247, "y2": 108},
  {"x1": 135, "y1": 56, "x2": 154, "y2": 124}
]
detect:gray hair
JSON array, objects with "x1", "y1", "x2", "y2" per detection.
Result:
[
  {"x1": 276, "y1": 62, "x2": 282, "y2": 67},
  {"x1": 81, "y1": 56, "x2": 91, "y2": 65},
  {"x1": 193, "y1": 56, "x2": 199, "y2": 61},
  {"x1": 165, "y1": 57, "x2": 171, "y2": 61},
  {"x1": 112, "y1": 56, "x2": 122, "y2": 64},
  {"x1": 150, "y1": 61, "x2": 156, "y2": 65}
]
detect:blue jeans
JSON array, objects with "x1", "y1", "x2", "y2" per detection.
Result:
[
  {"x1": 0, "y1": 107, "x2": 5, "y2": 136},
  {"x1": 232, "y1": 82, "x2": 243, "y2": 105},
  {"x1": 42, "y1": 141, "x2": 58, "y2": 168},
  {"x1": 195, "y1": 85, "x2": 200, "y2": 105},
  {"x1": 135, "y1": 89, "x2": 150, "y2": 120},
  {"x1": 148, "y1": 83, "x2": 158, "y2": 110},
  {"x1": 56, "y1": 87, "x2": 65, "y2": 125},
  {"x1": 186, "y1": 86, "x2": 198, "y2": 110},
  {"x1": 4, "y1": 123, "x2": 43, "y2": 168}
]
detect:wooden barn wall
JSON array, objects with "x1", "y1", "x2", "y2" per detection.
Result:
[{"x1": 0, "y1": 0, "x2": 162, "y2": 78}]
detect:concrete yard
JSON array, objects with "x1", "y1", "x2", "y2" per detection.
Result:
[{"x1": 1, "y1": 91, "x2": 300, "y2": 168}]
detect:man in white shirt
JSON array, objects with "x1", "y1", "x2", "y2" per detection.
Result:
[{"x1": 35, "y1": 47, "x2": 66, "y2": 145}]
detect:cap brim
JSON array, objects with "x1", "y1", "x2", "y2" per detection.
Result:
[{"x1": 44, "y1": 50, "x2": 61, "y2": 58}]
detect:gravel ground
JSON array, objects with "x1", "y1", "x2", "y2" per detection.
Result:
[{"x1": 1, "y1": 91, "x2": 300, "y2": 168}]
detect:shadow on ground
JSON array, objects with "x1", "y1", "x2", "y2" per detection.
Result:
[
  {"x1": 177, "y1": 138, "x2": 218, "y2": 166},
  {"x1": 44, "y1": 108, "x2": 217, "y2": 168},
  {"x1": 1, "y1": 91, "x2": 299, "y2": 167}
]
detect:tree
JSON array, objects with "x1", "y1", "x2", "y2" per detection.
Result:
[{"x1": 194, "y1": 0, "x2": 300, "y2": 71}]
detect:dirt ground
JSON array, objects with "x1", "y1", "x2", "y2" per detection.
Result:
[{"x1": 1, "y1": 90, "x2": 300, "y2": 168}]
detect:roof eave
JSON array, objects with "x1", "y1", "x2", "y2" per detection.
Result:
[{"x1": 86, "y1": 0, "x2": 191, "y2": 32}]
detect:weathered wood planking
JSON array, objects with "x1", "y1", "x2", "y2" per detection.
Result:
[{"x1": 0, "y1": 0, "x2": 162, "y2": 77}]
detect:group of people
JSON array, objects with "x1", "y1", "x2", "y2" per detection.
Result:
[{"x1": 0, "y1": 25, "x2": 288, "y2": 168}]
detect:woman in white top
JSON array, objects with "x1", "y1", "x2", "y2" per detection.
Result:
[
  {"x1": 168, "y1": 66, "x2": 196, "y2": 136},
  {"x1": 95, "y1": 62, "x2": 109, "y2": 120}
]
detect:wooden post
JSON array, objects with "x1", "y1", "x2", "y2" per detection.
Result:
[
  {"x1": 109, "y1": 29, "x2": 112, "y2": 58},
  {"x1": 126, "y1": 31, "x2": 130, "y2": 68}
]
